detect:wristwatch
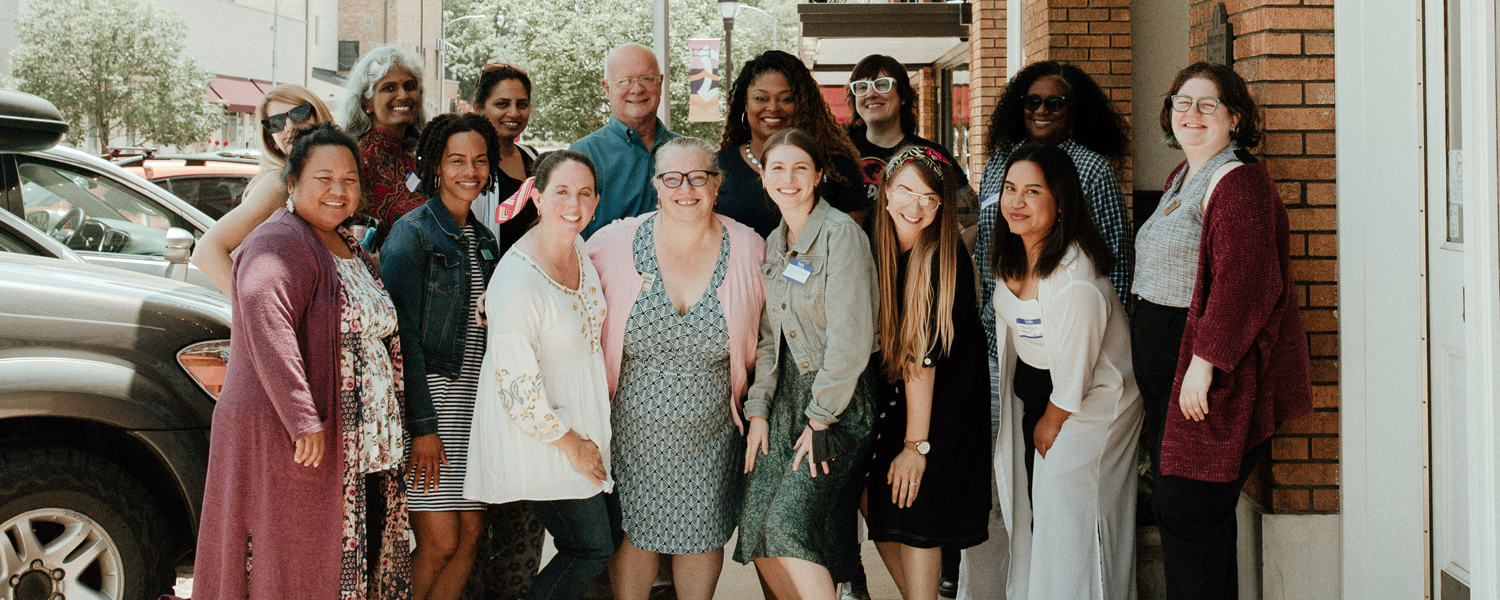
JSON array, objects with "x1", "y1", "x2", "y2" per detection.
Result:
[{"x1": 904, "y1": 439, "x2": 930, "y2": 455}]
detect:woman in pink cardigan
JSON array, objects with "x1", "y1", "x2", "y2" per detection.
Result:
[{"x1": 586, "y1": 136, "x2": 766, "y2": 600}]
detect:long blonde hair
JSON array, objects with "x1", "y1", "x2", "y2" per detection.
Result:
[
  {"x1": 254, "y1": 84, "x2": 334, "y2": 171},
  {"x1": 875, "y1": 156, "x2": 961, "y2": 381}
]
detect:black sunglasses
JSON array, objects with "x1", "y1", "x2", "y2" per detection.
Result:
[
  {"x1": 1023, "y1": 94, "x2": 1070, "y2": 112},
  {"x1": 261, "y1": 103, "x2": 315, "y2": 134}
]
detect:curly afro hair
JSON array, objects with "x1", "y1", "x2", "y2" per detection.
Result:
[
  {"x1": 413, "y1": 112, "x2": 501, "y2": 198},
  {"x1": 719, "y1": 50, "x2": 860, "y2": 174},
  {"x1": 983, "y1": 61, "x2": 1129, "y2": 164}
]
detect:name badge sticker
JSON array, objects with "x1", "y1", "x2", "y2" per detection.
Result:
[
  {"x1": 480, "y1": 248, "x2": 495, "y2": 261},
  {"x1": 1016, "y1": 317, "x2": 1044, "y2": 340},
  {"x1": 980, "y1": 190, "x2": 1001, "y2": 210},
  {"x1": 405, "y1": 170, "x2": 421, "y2": 192},
  {"x1": 781, "y1": 259, "x2": 813, "y2": 284},
  {"x1": 639, "y1": 271, "x2": 657, "y2": 292}
]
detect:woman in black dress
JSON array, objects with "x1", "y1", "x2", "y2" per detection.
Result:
[
  {"x1": 866, "y1": 147, "x2": 991, "y2": 600},
  {"x1": 470, "y1": 62, "x2": 540, "y2": 254}
]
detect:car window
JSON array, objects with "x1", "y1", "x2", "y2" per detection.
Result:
[
  {"x1": 16, "y1": 156, "x2": 192, "y2": 256},
  {"x1": 161, "y1": 176, "x2": 247, "y2": 220},
  {"x1": 0, "y1": 228, "x2": 38, "y2": 255}
]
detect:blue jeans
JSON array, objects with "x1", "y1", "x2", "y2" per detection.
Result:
[{"x1": 523, "y1": 494, "x2": 616, "y2": 600}]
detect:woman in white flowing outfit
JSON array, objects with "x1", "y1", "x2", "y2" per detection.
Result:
[{"x1": 989, "y1": 143, "x2": 1142, "y2": 599}]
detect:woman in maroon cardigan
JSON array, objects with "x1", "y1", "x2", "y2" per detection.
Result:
[{"x1": 1131, "y1": 63, "x2": 1312, "y2": 599}]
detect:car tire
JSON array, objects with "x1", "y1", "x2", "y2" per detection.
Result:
[{"x1": 0, "y1": 445, "x2": 174, "y2": 600}]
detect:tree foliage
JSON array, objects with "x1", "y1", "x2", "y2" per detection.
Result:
[
  {"x1": 10, "y1": 0, "x2": 224, "y2": 151},
  {"x1": 443, "y1": 0, "x2": 798, "y2": 144}
]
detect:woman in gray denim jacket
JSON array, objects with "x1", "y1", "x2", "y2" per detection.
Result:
[
  {"x1": 734, "y1": 129, "x2": 880, "y2": 600},
  {"x1": 379, "y1": 112, "x2": 501, "y2": 600}
]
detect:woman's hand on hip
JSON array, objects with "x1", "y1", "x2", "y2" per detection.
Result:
[
  {"x1": 408, "y1": 434, "x2": 448, "y2": 493},
  {"x1": 744, "y1": 416, "x2": 769, "y2": 473},
  {"x1": 887, "y1": 448, "x2": 926, "y2": 508},
  {"x1": 1179, "y1": 355, "x2": 1214, "y2": 422},
  {"x1": 293, "y1": 431, "x2": 325, "y2": 468},
  {"x1": 552, "y1": 430, "x2": 607, "y2": 486},
  {"x1": 792, "y1": 425, "x2": 831, "y2": 478}
]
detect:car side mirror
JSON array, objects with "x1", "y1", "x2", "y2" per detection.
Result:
[{"x1": 164, "y1": 227, "x2": 194, "y2": 282}]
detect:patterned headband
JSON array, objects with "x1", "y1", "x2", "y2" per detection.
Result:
[{"x1": 884, "y1": 146, "x2": 951, "y2": 181}]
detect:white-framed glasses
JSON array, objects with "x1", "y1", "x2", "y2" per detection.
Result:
[
  {"x1": 1169, "y1": 95, "x2": 1222, "y2": 114},
  {"x1": 849, "y1": 77, "x2": 896, "y2": 96},
  {"x1": 889, "y1": 188, "x2": 941, "y2": 212},
  {"x1": 610, "y1": 74, "x2": 663, "y2": 89}
]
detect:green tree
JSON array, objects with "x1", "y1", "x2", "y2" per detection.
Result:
[
  {"x1": 10, "y1": 0, "x2": 223, "y2": 152},
  {"x1": 443, "y1": 0, "x2": 798, "y2": 144}
]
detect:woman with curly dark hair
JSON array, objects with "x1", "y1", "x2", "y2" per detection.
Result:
[
  {"x1": 962, "y1": 60, "x2": 1135, "y2": 600},
  {"x1": 716, "y1": 50, "x2": 867, "y2": 237},
  {"x1": 380, "y1": 112, "x2": 501, "y2": 600}
]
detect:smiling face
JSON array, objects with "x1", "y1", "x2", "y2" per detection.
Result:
[
  {"x1": 653, "y1": 147, "x2": 719, "y2": 225},
  {"x1": 884, "y1": 165, "x2": 938, "y2": 243},
  {"x1": 478, "y1": 79, "x2": 531, "y2": 141},
  {"x1": 531, "y1": 160, "x2": 598, "y2": 240},
  {"x1": 439, "y1": 131, "x2": 490, "y2": 205},
  {"x1": 267, "y1": 100, "x2": 321, "y2": 153},
  {"x1": 855, "y1": 71, "x2": 901, "y2": 129},
  {"x1": 601, "y1": 46, "x2": 662, "y2": 127},
  {"x1": 1000, "y1": 160, "x2": 1058, "y2": 245},
  {"x1": 365, "y1": 67, "x2": 420, "y2": 134},
  {"x1": 761, "y1": 143, "x2": 821, "y2": 216},
  {"x1": 287, "y1": 145, "x2": 361, "y2": 234},
  {"x1": 1024, "y1": 75, "x2": 1075, "y2": 146},
  {"x1": 1171, "y1": 77, "x2": 1240, "y2": 152},
  {"x1": 746, "y1": 71, "x2": 795, "y2": 143}
]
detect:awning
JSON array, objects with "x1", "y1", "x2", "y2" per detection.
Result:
[
  {"x1": 205, "y1": 75, "x2": 273, "y2": 113},
  {"x1": 799, "y1": 3, "x2": 971, "y2": 84}
]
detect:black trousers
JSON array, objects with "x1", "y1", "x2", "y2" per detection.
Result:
[
  {"x1": 1129, "y1": 297, "x2": 1189, "y2": 468},
  {"x1": 1153, "y1": 439, "x2": 1269, "y2": 600},
  {"x1": 1012, "y1": 357, "x2": 1052, "y2": 500}
]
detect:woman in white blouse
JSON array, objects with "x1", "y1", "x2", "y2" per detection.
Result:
[
  {"x1": 990, "y1": 144, "x2": 1142, "y2": 599},
  {"x1": 465, "y1": 150, "x2": 614, "y2": 600}
]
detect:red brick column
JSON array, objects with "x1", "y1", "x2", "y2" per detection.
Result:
[
  {"x1": 1190, "y1": 0, "x2": 1338, "y2": 513},
  {"x1": 968, "y1": 0, "x2": 1007, "y2": 187},
  {"x1": 915, "y1": 67, "x2": 939, "y2": 141}
]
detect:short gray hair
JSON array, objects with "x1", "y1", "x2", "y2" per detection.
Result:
[
  {"x1": 337, "y1": 44, "x2": 429, "y2": 145},
  {"x1": 654, "y1": 136, "x2": 720, "y2": 175}
]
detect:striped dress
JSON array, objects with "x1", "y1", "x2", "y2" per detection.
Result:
[{"x1": 408, "y1": 225, "x2": 487, "y2": 512}]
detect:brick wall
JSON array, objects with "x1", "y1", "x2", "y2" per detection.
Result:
[
  {"x1": 915, "y1": 66, "x2": 939, "y2": 141},
  {"x1": 1190, "y1": 0, "x2": 1337, "y2": 513},
  {"x1": 968, "y1": 0, "x2": 1007, "y2": 184}
]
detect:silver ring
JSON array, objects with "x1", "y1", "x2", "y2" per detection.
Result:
[{"x1": 909, "y1": 482, "x2": 918, "y2": 486}]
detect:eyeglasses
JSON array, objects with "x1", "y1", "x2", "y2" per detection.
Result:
[
  {"x1": 610, "y1": 74, "x2": 663, "y2": 89},
  {"x1": 657, "y1": 170, "x2": 719, "y2": 188},
  {"x1": 1023, "y1": 94, "x2": 1070, "y2": 112},
  {"x1": 261, "y1": 103, "x2": 315, "y2": 134},
  {"x1": 482, "y1": 62, "x2": 528, "y2": 75},
  {"x1": 889, "y1": 188, "x2": 942, "y2": 212},
  {"x1": 849, "y1": 77, "x2": 896, "y2": 97},
  {"x1": 1170, "y1": 95, "x2": 1221, "y2": 114}
]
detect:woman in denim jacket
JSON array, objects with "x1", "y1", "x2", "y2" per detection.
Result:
[
  {"x1": 379, "y1": 112, "x2": 501, "y2": 600},
  {"x1": 734, "y1": 129, "x2": 880, "y2": 600}
]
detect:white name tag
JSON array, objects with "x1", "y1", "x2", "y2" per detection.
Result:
[
  {"x1": 980, "y1": 190, "x2": 1001, "y2": 209},
  {"x1": 405, "y1": 170, "x2": 421, "y2": 192},
  {"x1": 781, "y1": 259, "x2": 812, "y2": 284},
  {"x1": 1016, "y1": 317, "x2": 1043, "y2": 339}
]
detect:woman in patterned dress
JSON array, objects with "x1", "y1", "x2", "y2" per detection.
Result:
[
  {"x1": 191, "y1": 122, "x2": 411, "y2": 600},
  {"x1": 465, "y1": 150, "x2": 615, "y2": 600},
  {"x1": 338, "y1": 44, "x2": 429, "y2": 249},
  {"x1": 380, "y1": 113, "x2": 502, "y2": 600},
  {"x1": 587, "y1": 137, "x2": 766, "y2": 600}
]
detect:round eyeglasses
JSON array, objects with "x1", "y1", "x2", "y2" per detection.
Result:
[
  {"x1": 657, "y1": 170, "x2": 719, "y2": 188},
  {"x1": 849, "y1": 77, "x2": 896, "y2": 97},
  {"x1": 1169, "y1": 95, "x2": 1221, "y2": 114}
]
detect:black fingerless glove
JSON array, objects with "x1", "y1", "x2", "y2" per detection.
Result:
[{"x1": 811, "y1": 425, "x2": 857, "y2": 463}]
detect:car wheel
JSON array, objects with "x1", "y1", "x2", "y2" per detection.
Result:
[{"x1": 0, "y1": 446, "x2": 173, "y2": 600}]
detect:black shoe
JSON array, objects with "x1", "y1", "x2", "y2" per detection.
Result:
[{"x1": 938, "y1": 576, "x2": 959, "y2": 599}]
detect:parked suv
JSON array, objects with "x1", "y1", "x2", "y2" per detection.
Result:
[
  {"x1": 117, "y1": 153, "x2": 261, "y2": 220},
  {"x1": 0, "y1": 88, "x2": 231, "y2": 600}
]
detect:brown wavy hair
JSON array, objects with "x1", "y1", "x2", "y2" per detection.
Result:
[
  {"x1": 845, "y1": 54, "x2": 919, "y2": 135},
  {"x1": 719, "y1": 50, "x2": 859, "y2": 178},
  {"x1": 1158, "y1": 62, "x2": 1264, "y2": 150}
]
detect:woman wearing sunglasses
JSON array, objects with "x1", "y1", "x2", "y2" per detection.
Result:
[
  {"x1": 470, "y1": 62, "x2": 541, "y2": 255},
  {"x1": 1134, "y1": 63, "x2": 1311, "y2": 600},
  {"x1": 962, "y1": 60, "x2": 1133, "y2": 599},
  {"x1": 716, "y1": 50, "x2": 867, "y2": 238},
  {"x1": 191, "y1": 85, "x2": 334, "y2": 294},
  {"x1": 587, "y1": 136, "x2": 765, "y2": 600},
  {"x1": 844, "y1": 55, "x2": 973, "y2": 231}
]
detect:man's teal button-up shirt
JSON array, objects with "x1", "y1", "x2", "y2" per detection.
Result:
[{"x1": 570, "y1": 115, "x2": 679, "y2": 239}]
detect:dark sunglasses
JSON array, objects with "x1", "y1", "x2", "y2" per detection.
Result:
[
  {"x1": 261, "y1": 103, "x2": 315, "y2": 134},
  {"x1": 1023, "y1": 94, "x2": 1070, "y2": 112}
]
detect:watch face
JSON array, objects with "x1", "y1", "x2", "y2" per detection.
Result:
[{"x1": 917, "y1": 441, "x2": 931, "y2": 455}]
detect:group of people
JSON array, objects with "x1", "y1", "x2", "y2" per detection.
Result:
[{"x1": 179, "y1": 36, "x2": 1312, "y2": 600}]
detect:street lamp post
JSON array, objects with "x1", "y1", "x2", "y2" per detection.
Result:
[
  {"x1": 438, "y1": 14, "x2": 494, "y2": 113},
  {"x1": 719, "y1": 1, "x2": 739, "y2": 89},
  {"x1": 736, "y1": 5, "x2": 779, "y2": 51}
]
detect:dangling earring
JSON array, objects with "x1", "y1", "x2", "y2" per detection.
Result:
[
  {"x1": 286, "y1": 196, "x2": 295, "y2": 214},
  {"x1": 742, "y1": 112, "x2": 748, "y2": 126}
]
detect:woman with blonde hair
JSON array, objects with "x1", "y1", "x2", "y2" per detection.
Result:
[{"x1": 190, "y1": 84, "x2": 333, "y2": 294}]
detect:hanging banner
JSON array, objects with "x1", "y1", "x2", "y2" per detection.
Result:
[{"x1": 688, "y1": 38, "x2": 723, "y2": 122}]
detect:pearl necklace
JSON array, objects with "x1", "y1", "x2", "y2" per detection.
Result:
[{"x1": 743, "y1": 143, "x2": 762, "y2": 170}]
